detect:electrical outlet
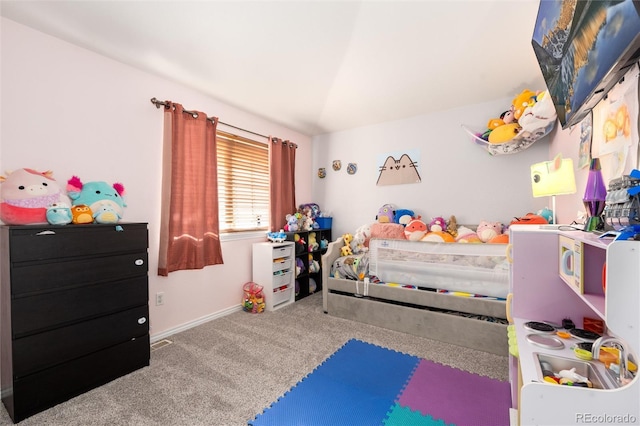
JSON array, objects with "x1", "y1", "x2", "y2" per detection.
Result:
[{"x1": 156, "y1": 292, "x2": 165, "y2": 306}]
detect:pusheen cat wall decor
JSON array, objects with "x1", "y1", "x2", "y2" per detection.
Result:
[
  {"x1": 318, "y1": 168, "x2": 326, "y2": 179},
  {"x1": 332, "y1": 160, "x2": 341, "y2": 171},
  {"x1": 377, "y1": 153, "x2": 421, "y2": 185},
  {"x1": 347, "y1": 163, "x2": 357, "y2": 175}
]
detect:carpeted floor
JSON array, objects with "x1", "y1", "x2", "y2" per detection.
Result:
[{"x1": 0, "y1": 292, "x2": 509, "y2": 426}]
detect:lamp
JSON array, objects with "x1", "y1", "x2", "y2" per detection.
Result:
[
  {"x1": 531, "y1": 155, "x2": 577, "y2": 225},
  {"x1": 583, "y1": 158, "x2": 607, "y2": 232}
]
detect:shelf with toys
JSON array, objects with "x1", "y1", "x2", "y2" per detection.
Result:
[
  {"x1": 279, "y1": 203, "x2": 333, "y2": 301},
  {"x1": 462, "y1": 89, "x2": 557, "y2": 156}
]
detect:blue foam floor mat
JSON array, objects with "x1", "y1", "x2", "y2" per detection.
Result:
[{"x1": 249, "y1": 339, "x2": 420, "y2": 426}]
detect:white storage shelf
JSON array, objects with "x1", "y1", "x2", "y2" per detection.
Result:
[{"x1": 252, "y1": 241, "x2": 296, "y2": 311}]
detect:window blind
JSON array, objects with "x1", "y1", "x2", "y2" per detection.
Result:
[{"x1": 216, "y1": 130, "x2": 270, "y2": 233}]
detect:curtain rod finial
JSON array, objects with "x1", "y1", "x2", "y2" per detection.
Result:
[{"x1": 150, "y1": 97, "x2": 161, "y2": 108}]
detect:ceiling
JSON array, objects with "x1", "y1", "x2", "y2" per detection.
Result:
[{"x1": 0, "y1": 0, "x2": 546, "y2": 136}]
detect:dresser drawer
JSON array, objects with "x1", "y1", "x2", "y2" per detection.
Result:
[
  {"x1": 12, "y1": 276, "x2": 148, "y2": 337},
  {"x1": 10, "y1": 336, "x2": 150, "y2": 423},
  {"x1": 13, "y1": 305, "x2": 149, "y2": 378},
  {"x1": 11, "y1": 252, "x2": 148, "y2": 297},
  {"x1": 7, "y1": 223, "x2": 148, "y2": 262}
]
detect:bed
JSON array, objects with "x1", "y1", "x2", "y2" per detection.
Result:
[{"x1": 322, "y1": 234, "x2": 510, "y2": 356}]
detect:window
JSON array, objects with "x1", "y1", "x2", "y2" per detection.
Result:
[{"x1": 216, "y1": 130, "x2": 270, "y2": 233}]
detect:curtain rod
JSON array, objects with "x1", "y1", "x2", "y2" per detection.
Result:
[{"x1": 150, "y1": 97, "x2": 269, "y2": 140}]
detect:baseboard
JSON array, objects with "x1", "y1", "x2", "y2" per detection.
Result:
[{"x1": 150, "y1": 304, "x2": 242, "y2": 344}]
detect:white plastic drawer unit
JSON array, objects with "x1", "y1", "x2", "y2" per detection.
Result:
[{"x1": 272, "y1": 244, "x2": 293, "y2": 260}]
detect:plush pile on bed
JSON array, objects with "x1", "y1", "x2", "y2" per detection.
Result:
[{"x1": 330, "y1": 222, "x2": 510, "y2": 299}]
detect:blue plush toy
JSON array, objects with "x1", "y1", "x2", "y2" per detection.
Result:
[
  {"x1": 46, "y1": 202, "x2": 73, "y2": 225},
  {"x1": 67, "y1": 176, "x2": 126, "y2": 223}
]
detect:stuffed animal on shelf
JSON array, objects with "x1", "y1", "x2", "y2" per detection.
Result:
[
  {"x1": 71, "y1": 204, "x2": 94, "y2": 224},
  {"x1": 295, "y1": 257, "x2": 305, "y2": 277},
  {"x1": 308, "y1": 254, "x2": 320, "y2": 273},
  {"x1": 67, "y1": 176, "x2": 126, "y2": 223},
  {"x1": 284, "y1": 213, "x2": 299, "y2": 232},
  {"x1": 341, "y1": 233, "x2": 354, "y2": 256},
  {"x1": 308, "y1": 232, "x2": 319, "y2": 252},
  {"x1": 476, "y1": 220, "x2": 504, "y2": 243},
  {"x1": 0, "y1": 168, "x2": 71, "y2": 225},
  {"x1": 376, "y1": 204, "x2": 395, "y2": 223},
  {"x1": 46, "y1": 202, "x2": 73, "y2": 225}
]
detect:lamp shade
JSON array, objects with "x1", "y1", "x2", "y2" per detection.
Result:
[{"x1": 531, "y1": 157, "x2": 577, "y2": 198}]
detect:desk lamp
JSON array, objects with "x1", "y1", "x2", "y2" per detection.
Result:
[
  {"x1": 583, "y1": 158, "x2": 607, "y2": 232},
  {"x1": 531, "y1": 155, "x2": 577, "y2": 225}
]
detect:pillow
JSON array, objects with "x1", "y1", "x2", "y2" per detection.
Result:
[{"x1": 370, "y1": 222, "x2": 406, "y2": 240}]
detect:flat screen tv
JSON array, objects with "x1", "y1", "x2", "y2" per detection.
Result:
[{"x1": 532, "y1": 0, "x2": 640, "y2": 129}]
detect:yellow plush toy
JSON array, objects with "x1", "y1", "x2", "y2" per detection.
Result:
[
  {"x1": 341, "y1": 233, "x2": 353, "y2": 256},
  {"x1": 512, "y1": 89, "x2": 537, "y2": 121}
]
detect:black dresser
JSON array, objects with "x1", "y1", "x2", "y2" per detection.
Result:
[{"x1": 1, "y1": 223, "x2": 150, "y2": 423}]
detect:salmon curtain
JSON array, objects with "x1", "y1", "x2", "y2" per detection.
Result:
[
  {"x1": 269, "y1": 137, "x2": 296, "y2": 232},
  {"x1": 158, "y1": 102, "x2": 224, "y2": 276}
]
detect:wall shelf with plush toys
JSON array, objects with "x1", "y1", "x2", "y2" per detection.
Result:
[
  {"x1": 280, "y1": 203, "x2": 332, "y2": 302},
  {"x1": 462, "y1": 89, "x2": 558, "y2": 156}
]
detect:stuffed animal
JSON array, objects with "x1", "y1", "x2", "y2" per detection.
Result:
[
  {"x1": 536, "y1": 207, "x2": 554, "y2": 224},
  {"x1": 71, "y1": 204, "x2": 93, "y2": 224},
  {"x1": 351, "y1": 222, "x2": 373, "y2": 254},
  {"x1": 518, "y1": 90, "x2": 557, "y2": 135},
  {"x1": 1, "y1": 168, "x2": 70, "y2": 225},
  {"x1": 428, "y1": 217, "x2": 446, "y2": 232},
  {"x1": 67, "y1": 176, "x2": 126, "y2": 222},
  {"x1": 341, "y1": 233, "x2": 353, "y2": 256},
  {"x1": 308, "y1": 232, "x2": 319, "y2": 252},
  {"x1": 456, "y1": 225, "x2": 482, "y2": 243},
  {"x1": 488, "y1": 122, "x2": 521, "y2": 144},
  {"x1": 393, "y1": 209, "x2": 415, "y2": 226},
  {"x1": 376, "y1": 204, "x2": 395, "y2": 223},
  {"x1": 295, "y1": 257, "x2": 305, "y2": 277},
  {"x1": 511, "y1": 213, "x2": 548, "y2": 225},
  {"x1": 512, "y1": 89, "x2": 538, "y2": 121},
  {"x1": 476, "y1": 220, "x2": 503, "y2": 243},
  {"x1": 308, "y1": 254, "x2": 320, "y2": 273},
  {"x1": 447, "y1": 215, "x2": 458, "y2": 237},
  {"x1": 284, "y1": 214, "x2": 299, "y2": 232},
  {"x1": 46, "y1": 202, "x2": 73, "y2": 225},
  {"x1": 404, "y1": 218, "x2": 428, "y2": 241},
  {"x1": 422, "y1": 231, "x2": 455, "y2": 242}
]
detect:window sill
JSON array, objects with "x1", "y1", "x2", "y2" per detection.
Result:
[{"x1": 220, "y1": 231, "x2": 267, "y2": 242}]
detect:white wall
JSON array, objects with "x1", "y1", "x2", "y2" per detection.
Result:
[
  {"x1": 311, "y1": 101, "x2": 554, "y2": 237},
  {"x1": 0, "y1": 18, "x2": 312, "y2": 338}
]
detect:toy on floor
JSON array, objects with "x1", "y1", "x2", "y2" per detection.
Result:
[
  {"x1": 0, "y1": 168, "x2": 71, "y2": 225},
  {"x1": 242, "y1": 282, "x2": 265, "y2": 313}
]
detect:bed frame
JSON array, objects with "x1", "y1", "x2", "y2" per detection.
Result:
[{"x1": 321, "y1": 237, "x2": 509, "y2": 356}]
